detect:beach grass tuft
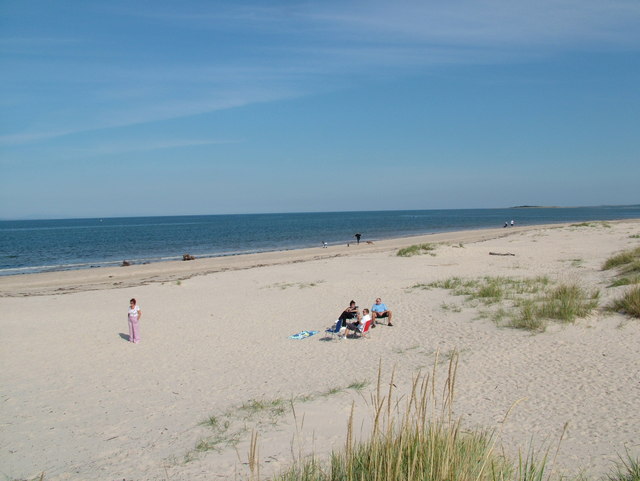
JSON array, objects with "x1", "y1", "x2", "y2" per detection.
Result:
[
  {"x1": 608, "y1": 276, "x2": 640, "y2": 288},
  {"x1": 420, "y1": 276, "x2": 596, "y2": 331},
  {"x1": 609, "y1": 278, "x2": 632, "y2": 287},
  {"x1": 537, "y1": 284, "x2": 600, "y2": 322},
  {"x1": 397, "y1": 243, "x2": 437, "y2": 257},
  {"x1": 622, "y1": 261, "x2": 640, "y2": 276},
  {"x1": 267, "y1": 355, "x2": 553, "y2": 481},
  {"x1": 441, "y1": 302, "x2": 463, "y2": 312},
  {"x1": 258, "y1": 360, "x2": 640, "y2": 481},
  {"x1": 606, "y1": 451, "x2": 640, "y2": 481},
  {"x1": 504, "y1": 284, "x2": 599, "y2": 330},
  {"x1": 570, "y1": 221, "x2": 611, "y2": 229},
  {"x1": 266, "y1": 280, "x2": 325, "y2": 290},
  {"x1": 509, "y1": 299, "x2": 547, "y2": 332},
  {"x1": 603, "y1": 248, "x2": 640, "y2": 290},
  {"x1": 346, "y1": 380, "x2": 368, "y2": 391},
  {"x1": 186, "y1": 380, "x2": 372, "y2": 463},
  {"x1": 602, "y1": 247, "x2": 640, "y2": 271},
  {"x1": 423, "y1": 276, "x2": 550, "y2": 306},
  {"x1": 240, "y1": 398, "x2": 288, "y2": 419},
  {"x1": 568, "y1": 258, "x2": 584, "y2": 267},
  {"x1": 609, "y1": 286, "x2": 640, "y2": 319}
]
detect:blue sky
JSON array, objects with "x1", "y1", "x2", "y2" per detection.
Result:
[{"x1": 1, "y1": 0, "x2": 639, "y2": 219}]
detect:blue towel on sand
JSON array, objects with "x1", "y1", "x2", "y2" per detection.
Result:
[{"x1": 288, "y1": 330, "x2": 319, "y2": 340}]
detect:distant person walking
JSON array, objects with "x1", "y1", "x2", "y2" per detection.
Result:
[
  {"x1": 354, "y1": 233, "x2": 361, "y2": 244},
  {"x1": 510, "y1": 220, "x2": 515, "y2": 227},
  {"x1": 128, "y1": 298, "x2": 142, "y2": 344}
]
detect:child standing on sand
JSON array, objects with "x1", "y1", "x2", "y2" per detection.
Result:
[{"x1": 128, "y1": 298, "x2": 142, "y2": 344}]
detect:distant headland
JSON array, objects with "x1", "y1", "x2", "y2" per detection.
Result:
[
  {"x1": 509, "y1": 205, "x2": 560, "y2": 209},
  {"x1": 510, "y1": 204, "x2": 640, "y2": 209}
]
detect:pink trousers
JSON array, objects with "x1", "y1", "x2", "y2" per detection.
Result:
[{"x1": 128, "y1": 314, "x2": 140, "y2": 343}]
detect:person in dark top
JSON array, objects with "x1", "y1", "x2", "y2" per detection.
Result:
[{"x1": 338, "y1": 300, "x2": 360, "y2": 327}]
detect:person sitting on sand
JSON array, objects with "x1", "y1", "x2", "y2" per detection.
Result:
[
  {"x1": 338, "y1": 300, "x2": 360, "y2": 328},
  {"x1": 371, "y1": 297, "x2": 393, "y2": 326},
  {"x1": 345, "y1": 308, "x2": 371, "y2": 336}
]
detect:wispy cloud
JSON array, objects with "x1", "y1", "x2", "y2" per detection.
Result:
[
  {"x1": 300, "y1": 0, "x2": 640, "y2": 48},
  {"x1": 67, "y1": 138, "x2": 241, "y2": 157},
  {"x1": 2, "y1": 0, "x2": 639, "y2": 146}
]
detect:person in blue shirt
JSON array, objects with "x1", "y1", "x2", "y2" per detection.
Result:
[{"x1": 371, "y1": 297, "x2": 393, "y2": 326}]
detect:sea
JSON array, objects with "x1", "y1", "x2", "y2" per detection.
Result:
[{"x1": 1, "y1": 206, "x2": 639, "y2": 277}]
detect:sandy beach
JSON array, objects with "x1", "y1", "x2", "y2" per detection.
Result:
[{"x1": 1, "y1": 220, "x2": 639, "y2": 481}]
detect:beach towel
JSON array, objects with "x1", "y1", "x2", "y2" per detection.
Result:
[{"x1": 288, "y1": 330, "x2": 319, "y2": 340}]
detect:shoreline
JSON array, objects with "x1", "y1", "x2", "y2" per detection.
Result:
[
  {"x1": 4, "y1": 211, "x2": 640, "y2": 279},
  {"x1": 2, "y1": 221, "x2": 632, "y2": 297}
]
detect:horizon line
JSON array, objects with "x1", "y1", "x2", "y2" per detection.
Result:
[{"x1": 2, "y1": 204, "x2": 640, "y2": 222}]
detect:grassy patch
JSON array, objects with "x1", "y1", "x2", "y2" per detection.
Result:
[
  {"x1": 184, "y1": 380, "x2": 370, "y2": 462},
  {"x1": 609, "y1": 286, "x2": 640, "y2": 318},
  {"x1": 538, "y1": 284, "x2": 600, "y2": 322},
  {"x1": 606, "y1": 451, "x2": 640, "y2": 481},
  {"x1": 419, "y1": 276, "x2": 550, "y2": 306},
  {"x1": 622, "y1": 261, "x2": 640, "y2": 277},
  {"x1": 265, "y1": 280, "x2": 325, "y2": 290},
  {"x1": 397, "y1": 243, "x2": 437, "y2": 257},
  {"x1": 418, "y1": 276, "x2": 597, "y2": 332},
  {"x1": 609, "y1": 276, "x2": 640, "y2": 287},
  {"x1": 346, "y1": 380, "x2": 368, "y2": 391},
  {"x1": 392, "y1": 344, "x2": 421, "y2": 354},
  {"x1": 441, "y1": 302, "x2": 463, "y2": 313},
  {"x1": 508, "y1": 299, "x2": 547, "y2": 332},
  {"x1": 602, "y1": 247, "x2": 640, "y2": 270},
  {"x1": 564, "y1": 258, "x2": 584, "y2": 267},
  {"x1": 256, "y1": 360, "x2": 640, "y2": 481},
  {"x1": 570, "y1": 221, "x2": 611, "y2": 228},
  {"x1": 240, "y1": 398, "x2": 288, "y2": 420},
  {"x1": 264, "y1": 356, "x2": 546, "y2": 481},
  {"x1": 603, "y1": 247, "x2": 640, "y2": 289},
  {"x1": 503, "y1": 284, "x2": 599, "y2": 331}
]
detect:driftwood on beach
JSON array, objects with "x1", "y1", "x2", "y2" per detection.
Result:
[{"x1": 489, "y1": 252, "x2": 515, "y2": 256}]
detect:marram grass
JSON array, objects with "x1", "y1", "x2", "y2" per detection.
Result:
[
  {"x1": 609, "y1": 285, "x2": 640, "y2": 319},
  {"x1": 420, "y1": 276, "x2": 595, "y2": 331},
  {"x1": 602, "y1": 247, "x2": 640, "y2": 271},
  {"x1": 261, "y1": 356, "x2": 543, "y2": 481},
  {"x1": 253, "y1": 359, "x2": 639, "y2": 481},
  {"x1": 606, "y1": 451, "x2": 640, "y2": 481},
  {"x1": 397, "y1": 243, "x2": 437, "y2": 257}
]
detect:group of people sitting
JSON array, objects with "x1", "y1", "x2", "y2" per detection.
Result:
[{"x1": 336, "y1": 297, "x2": 393, "y2": 337}]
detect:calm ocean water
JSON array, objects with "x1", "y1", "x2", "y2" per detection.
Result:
[{"x1": 1, "y1": 206, "x2": 639, "y2": 276}]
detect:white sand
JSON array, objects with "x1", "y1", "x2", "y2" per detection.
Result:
[{"x1": 1, "y1": 221, "x2": 639, "y2": 481}]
